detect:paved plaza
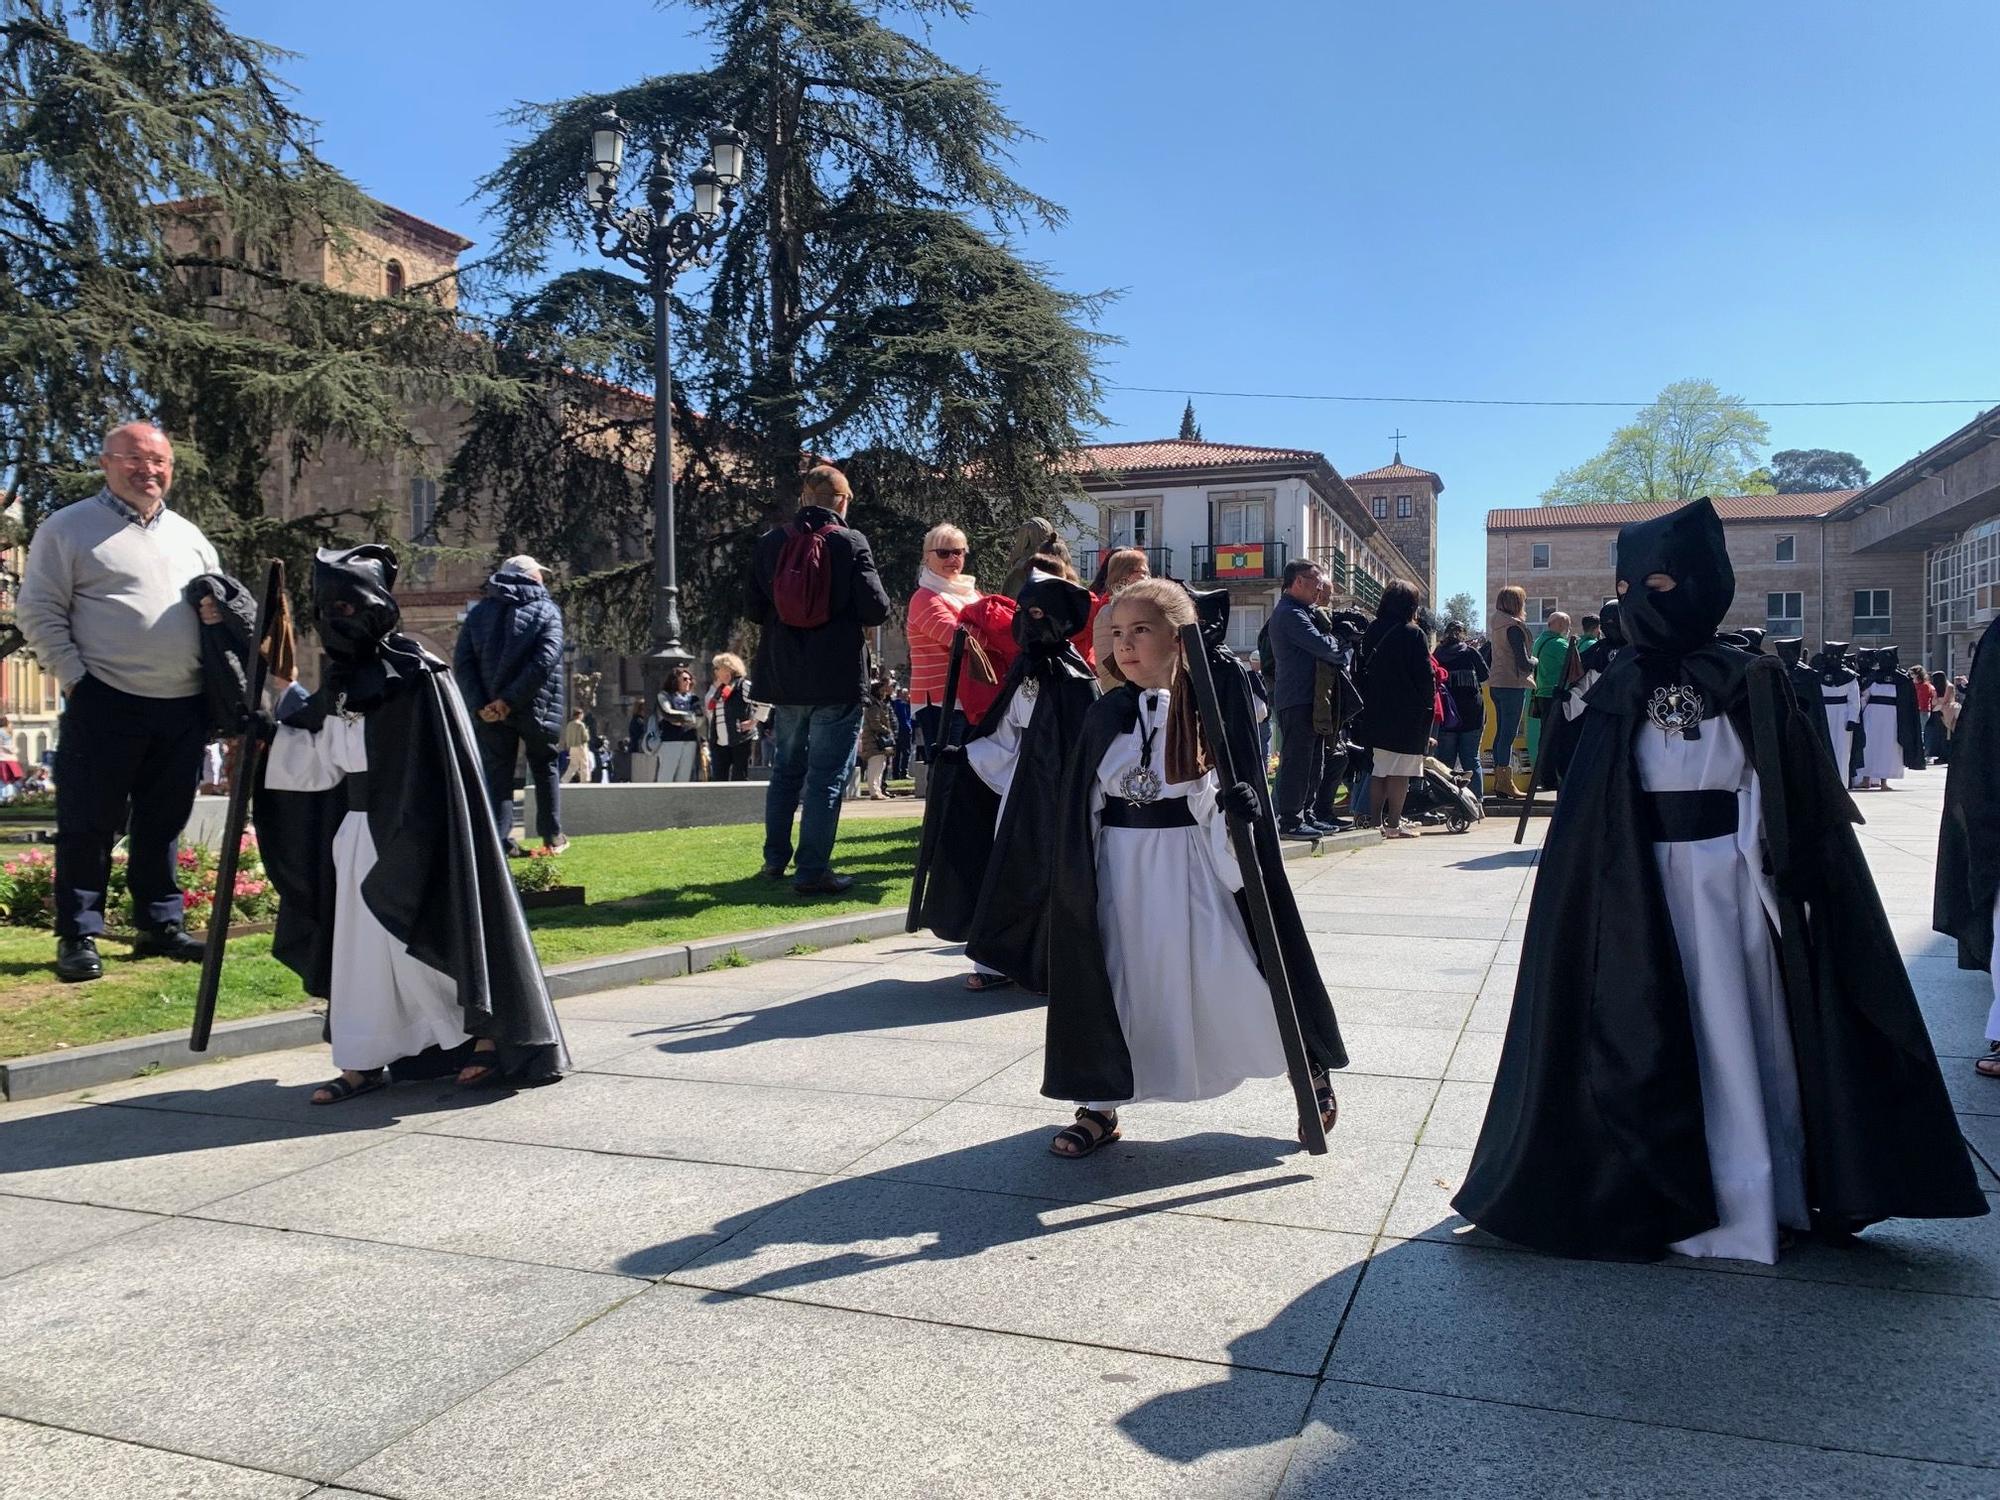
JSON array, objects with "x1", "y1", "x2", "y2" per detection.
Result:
[{"x1": 1, "y1": 772, "x2": 1995, "y2": 1498}]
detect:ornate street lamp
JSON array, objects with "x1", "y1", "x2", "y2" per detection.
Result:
[{"x1": 582, "y1": 109, "x2": 744, "y2": 680}]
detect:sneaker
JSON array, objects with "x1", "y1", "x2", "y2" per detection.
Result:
[
  {"x1": 503, "y1": 840, "x2": 528, "y2": 859},
  {"x1": 544, "y1": 835, "x2": 571, "y2": 855},
  {"x1": 133, "y1": 921, "x2": 204, "y2": 962},
  {"x1": 1279, "y1": 823, "x2": 1320, "y2": 842},
  {"x1": 56, "y1": 935, "x2": 104, "y2": 983}
]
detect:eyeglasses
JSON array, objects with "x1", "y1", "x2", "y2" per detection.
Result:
[
  {"x1": 105, "y1": 453, "x2": 171, "y2": 471},
  {"x1": 931, "y1": 547, "x2": 966, "y2": 558}
]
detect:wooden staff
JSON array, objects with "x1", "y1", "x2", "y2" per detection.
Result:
[
  {"x1": 905, "y1": 625, "x2": 968, "y2": 932},
  {"x1": 190, "y1": 560, "x2": 287, "y2": 1051},
  {"x1": 1178, "y1": 623, "x2": 1328, "y2": 1155}
]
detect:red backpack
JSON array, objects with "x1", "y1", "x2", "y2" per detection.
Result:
[{"x1": 771, "y1": 513, "x2": 840, "y2": 628}]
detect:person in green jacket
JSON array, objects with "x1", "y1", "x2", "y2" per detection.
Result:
[
  {"x1": 1525, "y1": 611, "x2": 1575, "y2": 766},
  {"x1": 1576, "y1": 612, "x2": 1601, "y2": 658}
]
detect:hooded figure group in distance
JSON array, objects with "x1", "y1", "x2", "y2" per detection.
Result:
[
  {"x1": 1455, "y1": 497, "x2": 1985, "y2": 1262},
  {"x1": 255, "y1": 545, "x2": 570, "y2": 1105}
]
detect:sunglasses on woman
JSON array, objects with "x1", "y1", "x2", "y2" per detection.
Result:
[{"x1": 931, "y1": 547, "x2": 966, "y2": 558}]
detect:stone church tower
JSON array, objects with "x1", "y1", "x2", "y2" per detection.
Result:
[{"x1": 1345, "y1": 448, "x2": 1443, "y2": 603}]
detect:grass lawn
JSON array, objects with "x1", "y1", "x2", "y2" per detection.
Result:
[{"x1": 0, "y1": 817, "x2": 921, "y2": 1061}]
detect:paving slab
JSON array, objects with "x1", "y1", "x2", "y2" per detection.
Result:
[
  {"x1": 0, "y1": 1217, "x2": 633, "y2": 1479},
  {"x1": 0, "y1": 1415, "x2": 316, "y2": 1500},
  {"x1": 1317, "y1": 986, "x2": 1473, "y2": 1032},
  {"x1": 345, "y1": 1284, "x2": 1313, "y2": 1500},
  {"x1": 1329, "y1": 1236, "x2": 2000, "y2": 1467},
  {"x1": 674, "y1": 1174, "x2": 1368, "y2": 1374},
  {"x1": 418, "y1": 1069, "x2": 942, "y2": 1174},
  {"x1": 1277, "y1": 1380, "x2": 2000, "y2": 1499},
  {"x1": 1298, "y1": 910, "x2": 1511, "y2": 939},
  {"x1": 0, "y1": 1195, "x2": 158, "y2": 1280},
  {"x1": 197, "y1": 1132, "x2": 823, "y2": 1278},
  {"x1": 843, "y1": 1099, "x2": 1417, "y2": 1237},
  {"x1": 1323, "y1": 1022, "x2": 1460, "y2": 1080},
  {"x1": 585, "y1": 1026, "x2": 1033, "y2": 1101},
  {"x1": 0, "y1": 1100, "x2": 386, "y2": 1214},
  {"x1": 65, "y1": 1046, "x2": 474, "y2": 1133}
]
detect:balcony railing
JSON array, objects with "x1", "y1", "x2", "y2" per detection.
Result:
[
  {"x1": 1076, "y1": 546, "x2": 1174, "y2": 582},
  {"x1": 1312, "y1": 546, "x2": 1383, "y2": 607},
  {"x1": 1190, "y1": 540, "x2": 1287, "y2": 583}
]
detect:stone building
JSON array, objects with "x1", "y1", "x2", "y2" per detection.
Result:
[
  {"x1": 1345, "y1": 453, "x2": 1443, "y2": 603},
  {"x1": 1484, "y1": 490, "x2": 1939, "y2": 660},
  {"x1": 1828, "y1": 406, "x2": 2000, "y2": 678},
  {"x1": 1057, "y1": 438, "x2": 1424, "y2": 657}
]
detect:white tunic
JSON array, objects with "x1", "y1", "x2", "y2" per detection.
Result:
[
  {"x1": 1858, "y1": 685, "x2": 1905, "y2": 781},
  {"x1": 1819, "y1": 678, "x2": 1862, "y2": 784},
  {"x1": 265, "y1": 711, "x2": 471, "y2": 1071},
  {"x1": 1988, "y1": 892, "x2": 2000, "y2": 1046},
  {"x1": 1087, "y1": 690, "x2": 1285, "y2": 1106},
  {"x1": 1637, "y1": 715, "x2": 1809, "y2": 1263},
  {"x1": 964, "y1": 683, "x2": 1035, "y2": 821}
]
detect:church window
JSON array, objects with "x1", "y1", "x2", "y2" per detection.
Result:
[
  {"x1": 1372, "y1": 495, "x2": 1387, "y2": 519},
  {"x1": 385, "y1": 259, "x2": 406, "y2": 297},
  {"x1": 1396, "y1": 494, "x2": 1413, "y2": 518}
]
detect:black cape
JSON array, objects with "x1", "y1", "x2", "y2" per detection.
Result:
[
  {"x1": 906, "y1": 643, "x2": 1098, "y2": 991},
  {"x1": 1895, "y1": 672, "x2": 1926, "y2": 769},
  {"x1": 255, "y1": 654, "x2": 569, "y2": 1084},
  {"x1": 184, "y1": 572, "x2": 263, "y2": 738},
  {"x1": 1936, "y1": 619, "x2": 2000, "y2": 970},
  {"x1": 1454, "y1": 650, "x2": 1985, "y2": 1257},
  {"x1": 1041, "y1": 680, "x2": 1347, "y2": 1103}
]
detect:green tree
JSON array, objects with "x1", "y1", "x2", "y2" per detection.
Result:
[
  {"x1": 1178, "y1": 400, "x2": 1201, "y2": 442},
  {"x1": 1441, "y1": 590, "x2": 1479, "y2": 631},
  {"x1": 449, "y1": 0, "x2": 1112, "y2": 654},
  {"x1": 1770, "y1": 448, "x2": 1870, "y2": 493},
  {"x1": 1541, "y1": 379, "x2": 1770, "y2": 506},
  {"x1": 0, "y1": 0, "x2": 512, "y2": 610}
]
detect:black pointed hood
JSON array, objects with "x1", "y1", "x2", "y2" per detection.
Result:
[
  {"x1": 1771, "y1": 636, "x2": 1806, "y2": 670},
  {"x1": 1012, "y1": 570, "x2": 1092, "y2": 649},
  {"x1": 1614, "y1": 498, "x2": 1734, "y2": 658},
  {"x1": 1185, "y1": 585, "x2": 1230, "y2": 652},
  {"x1": 313, "y1": 544, "x2": 401, "y2": 663}
]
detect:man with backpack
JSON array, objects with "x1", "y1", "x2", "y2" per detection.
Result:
[{"x1": 746, "y1": 463, "x2": 892, "y2": 893}]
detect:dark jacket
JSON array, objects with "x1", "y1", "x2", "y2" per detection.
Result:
[
  {"x1": 746, "y1": 505, "x2": 893, "y2": 706},
  {"x1": 452, "y1": 569, "x2": 564, "y2": 741},
  {"x1": 1264, "y1": 593, "x2": 1344, "y2": 714},
  {"x1": 1355, "y1": 619, "x2": 1436, "y2": 756},
  {"x1": 1435, "y1": 638, "x2": 1489, "y2": 733},
  {"x1": 184, "y1": 571, "x2": 263, "y2": 736}
]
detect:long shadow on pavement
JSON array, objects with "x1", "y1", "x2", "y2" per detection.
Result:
[{"x1": 627, "y1": 975, "x2": 1043, "y2": 1054}]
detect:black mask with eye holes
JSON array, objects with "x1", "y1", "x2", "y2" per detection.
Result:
[
  {"x1": 312, "y1": 544, "x2": 411, "y2": 710},
  {"x1": 1012, "y1": 571, "x2": 1092, "y2": 649},
  {"x1": 1613, "y1": 498, "x2": 1735, "y2": 658},
  {"x1": 1598, "y1": 598, "x2": 1625, "y2": 650}
]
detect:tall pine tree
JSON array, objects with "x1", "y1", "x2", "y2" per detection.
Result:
[
  {"x1": 0, "y1": 0, "x2": 514, "y2": 613},
  {"x1": 451, "y1": 0, "x2": 1111, "y2": 653}
]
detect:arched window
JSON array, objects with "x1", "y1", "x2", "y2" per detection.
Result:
[
  {"x1": 384, "y1": 259, "x2": 405, "y2": 297},
  {"x1": 197, "y1": 236, "x2": 224, "y2": 297}
]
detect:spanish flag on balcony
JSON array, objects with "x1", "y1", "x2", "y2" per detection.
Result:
[{"x1": 1214, "y1": 543, "x2": 1265, "y2": 579}]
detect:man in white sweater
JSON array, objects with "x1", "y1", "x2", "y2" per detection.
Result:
[{"x1": 17, "y1": 423, "x2": 220, "y2": 981}]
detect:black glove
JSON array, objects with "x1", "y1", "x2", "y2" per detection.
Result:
[
  {"x1": 1220, "y1": 780, "x2": 1261, "y2": 825},
  {"x1": 236, "y1": 708, "x2": 277, "y2": 745},
  {"x1": 932, "y1": 739, "x2": 967, "y2": 763}
]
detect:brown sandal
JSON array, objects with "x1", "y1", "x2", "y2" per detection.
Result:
[{"x1": 1976, "y1": 1043, "x2": 2000, "y2": 1080}]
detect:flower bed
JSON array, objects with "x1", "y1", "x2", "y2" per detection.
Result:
[{"x1": 0, "y1": 834, "x2": 277, "y2": 929}]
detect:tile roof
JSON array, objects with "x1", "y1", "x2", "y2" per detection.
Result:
[
  {"x1": 1062, "y1": 438, "x2": 1327, "y2": 475},
  {"x1": 1486, "y1": 491, "x2": 1863, "y2": 530},
  {"x1": 1347, "y1": 461, "x2": 1443, "y2": 487}
]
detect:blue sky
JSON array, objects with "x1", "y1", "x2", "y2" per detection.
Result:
[{"x1": 224, "y1": 0, "x2": 2000, "y2": 609}]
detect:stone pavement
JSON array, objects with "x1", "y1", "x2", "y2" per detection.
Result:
[{"x1": 1, "y1": 773, "x2": 1995, "y2": 1499}]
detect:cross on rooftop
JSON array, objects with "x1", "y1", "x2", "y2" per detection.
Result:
[{"x1": 1388, "y1": 429, "x2": 1407, "y2": 463}]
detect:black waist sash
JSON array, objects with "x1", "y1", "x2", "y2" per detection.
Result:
[
  {"x1": 1822, "y1": 694, "x2": 1849, "y2": 707},
  {"x1": 1100, "y1": 795, "x2": 1196, "y2": 829},
  {"x1": 1638, "y1": 788, "x2": 1738, "y2": 843},
  {"x1": 343, "y1": 771, "x2": 370, "y2": 812}
]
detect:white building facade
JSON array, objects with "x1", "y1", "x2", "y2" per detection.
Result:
[{"x1": 1058, "y1": 439, "x2": 1425, "y2": 658}]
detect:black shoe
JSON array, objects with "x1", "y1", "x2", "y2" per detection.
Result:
[
  {"x1": 56, "y1": 936, "x2": 104, "y2": 983},
  {"x1": 794, "y1": 872, "x2": 855, "y2": 895},
  {"x1": 757, "y1": 862, "x2": 789, "y2": 881},
  {"x1": 503, "y1": 840, "x2": 528, "y2": 859},
  {"x1": 1317, "y1": 817, "x2": 1354, "y2": 833},
  {"x1": 1279, "y1": 823, "x2": 1320, "y2": 842},
  {"x1": 134, "y1": 921, "x2": 205, "y2": 962}
]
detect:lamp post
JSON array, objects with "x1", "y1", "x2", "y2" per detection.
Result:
[{"x1": 582, "y1": 109, "x2": 745, "y2": 685}]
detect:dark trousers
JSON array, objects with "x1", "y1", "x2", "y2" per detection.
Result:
[
  {"x1": 473, "y1": 719, "x2": 560, "y2": 845},
  {"x1": 1274, "y1": 705, "x2": 1323, "y2": 826},
  {"x1": 712, "y1": 739, "x2": 753, "y2": 781},
  {"x1": 892, "y1": 726, "x2": 913, "y2": 780},
  {"x1": 1312, "y1": 739, "x2": 1349, "y2": 823},
  {"x1": 53, "y1": 678, "x2": 207, "y2": 938}
]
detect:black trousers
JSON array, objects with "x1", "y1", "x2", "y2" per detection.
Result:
[
  {"x1": 473, "y1": 719, "x2": 561, "y2": 844},
  {"x1": 1274, "y1": 705, "x2": 1323, "y2": 826},
  {"x1": 53, "y1": 677, "x2": 207, "y2": 938},
  {"x1": 1312, "y1": 740, "x2": 1349, "y2": 823},
  {"x1": 711, "y1": 739, "x2": 754, "y2": 781}
]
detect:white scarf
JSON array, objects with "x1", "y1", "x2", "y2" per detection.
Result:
[{"x1": 919, "y1": 566, "x2": 979, "y2": 604}]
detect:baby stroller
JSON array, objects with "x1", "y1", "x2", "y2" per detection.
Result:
[{"x1": 1401, "y1": 755, "x2": 1485, "y2": 833}]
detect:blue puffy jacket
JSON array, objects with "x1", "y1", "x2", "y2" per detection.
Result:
[{"x1": 452, "y1": 569, "x2": 565, "y2": 742}]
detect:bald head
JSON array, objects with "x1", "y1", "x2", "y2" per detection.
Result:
[{"x1": 100, "y1": 423, "x2": 174, "y2": 516}]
